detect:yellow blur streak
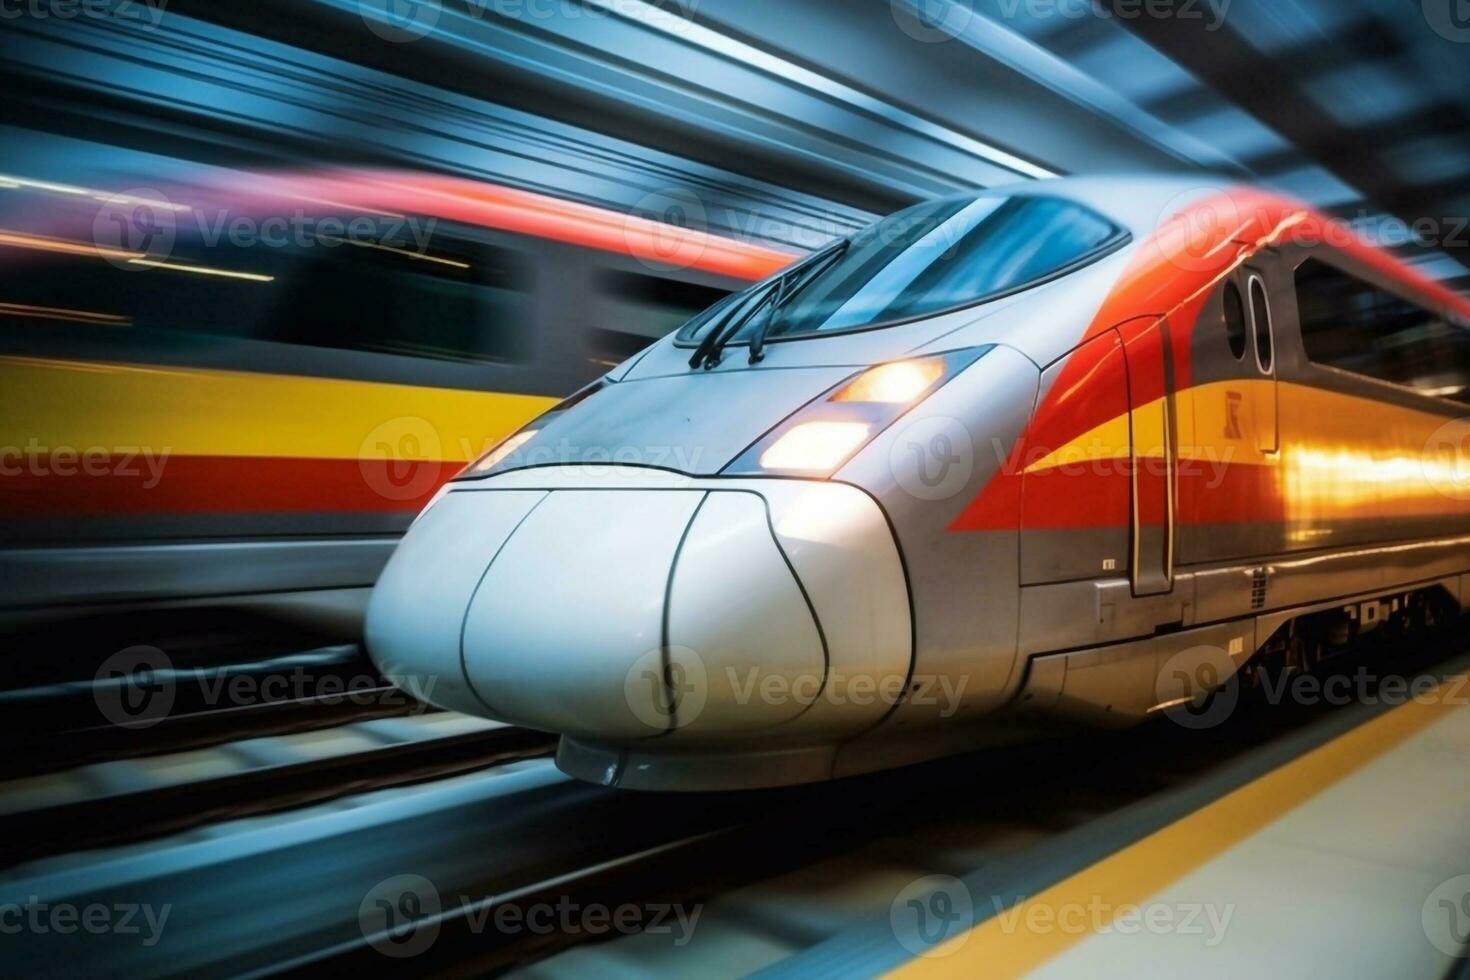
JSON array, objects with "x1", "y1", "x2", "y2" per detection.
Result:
[
  {"x1": 126, "y1": 258, "x2": 275, "y2": 282},
  {"x1": 0, "y1": 302, "x2": 130, "y2": 326},
  {"x1": 0, "y1": 229, "x2": 142, "y2": 261},
  {"x1": 889, "y1": 670, "x2": 1469, "y2": 978},
  {"x1": 315, "y1": 234, "x2": 470, "y2": 270},
  {"x1": 0, "y1": 355, "x2": 558, "y2": 462}
]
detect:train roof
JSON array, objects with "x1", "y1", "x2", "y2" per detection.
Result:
[{"x1": 993, "y1": 174, "x2": 1470, "y2": 322}]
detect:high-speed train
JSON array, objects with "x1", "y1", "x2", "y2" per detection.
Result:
[{"x1": 367, "y1": 175, "x2": 1470, "y2": 790}]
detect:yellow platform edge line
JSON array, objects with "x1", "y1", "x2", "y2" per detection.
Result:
[{"x1": 890, "y1": 670, "x2": 1470, "y2": 979}]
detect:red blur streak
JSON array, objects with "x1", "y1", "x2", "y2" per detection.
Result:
[
  {"x1": 0, "y1": 456, "x2": 462, "y2": 515},
  {"x1": 252, "y1": 170, "x2": 798, "y2": 282}
]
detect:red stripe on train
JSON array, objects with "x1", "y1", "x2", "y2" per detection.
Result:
[{"x1": 0, "y1": 456, "x2": 461, "y2": 515}]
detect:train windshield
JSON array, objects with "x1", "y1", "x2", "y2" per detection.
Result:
[{"x1": 678, "y1": 194, "x2": 1125, "y2": 346}]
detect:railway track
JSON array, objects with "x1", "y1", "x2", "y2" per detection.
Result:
[
  {"x1": 0, "y1": 714, "x2": 557, "y2": 867},
  {"x1": 11, "y1": 683, "x2": 424, "y2": 778},
  {"x1": 4, "y1": 632, "x2": 1464, "y2": 976},
  {"x1": 2, "y1": 642, "x2": 432, "y2": 779},
  {"x1": 288, "y1": 636, "x2": 1470, "y2": 976}
]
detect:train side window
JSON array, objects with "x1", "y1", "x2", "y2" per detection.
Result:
[
  {"x1": 268, "y1": 237, "x2": 533, "y2": 364},
  {"x1": 0, "y1": 226, "x2": 533, "y2": 366},
  {"x1": 1296, "y1": 258, "x2": 1470, "y2": 403},
  {"x1": 1248, "y1": 275, "x2": 1273, "y2": 373},
  {"x1": 1223, "y1": 280, "x2": 1247, "y2": 360},
  {"x1": 593, "y1": 271, "x2": 730, "y2": 364}
]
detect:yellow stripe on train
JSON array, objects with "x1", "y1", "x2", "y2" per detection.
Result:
[
  {"x1": 1022, "y1": 378, "x2": 1470, "y2": 475},
  {"x1": 2, "y1": 355, "x2": 558, "y2": 462}
]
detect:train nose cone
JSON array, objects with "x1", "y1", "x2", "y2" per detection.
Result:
[
  {"x1": 364, "y1": 489, "x2": 549, "y2": 716},
  {"x1": 459, "y1": 489, "x2": 827, "y2": 740},
  {"x1": 367, "y1": 475, "x2": 912, "y2": 787}
]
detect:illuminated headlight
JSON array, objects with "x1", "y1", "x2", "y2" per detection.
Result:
[
  {"x1": 468, "y1": 429, "x2": 539, "y2": 474},
  {"x1": 726, "y1": 346, "x2": 991, "y2": 477},
  {"x1": 456, "y1": 379, "x2": 608, "y2": 480},
  {"x1": 831, "y1": 358, "x2": 945, "y2": 404},
  {"x1": 759, "y1": 421, "x2": 872, "y2": 473}
]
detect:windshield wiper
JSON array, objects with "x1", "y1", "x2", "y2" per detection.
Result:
[
  {"x1": 688, "y1": 283, "x2": 778, "y2": 369},
  {"x1": 748, "y1": 237, "x2": 850, "y2": 364},
  {"x1": 687, "y1": 236, "x2": 850, "y2": 370}
]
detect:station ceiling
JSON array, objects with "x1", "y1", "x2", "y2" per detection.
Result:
[{"x1": 38, "y1": 0, "x2": 1470, "y2": 291}]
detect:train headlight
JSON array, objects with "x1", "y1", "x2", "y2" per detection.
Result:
[
  {"x1": 759, "y1": 421, "x2": 872, "y2": 473},
  {"x1": 726, "y1": 346, "x2": 991, "y2": 478},
  {"x1": 831, "y1": 358, "x2": 946, "y2": 404},
  {"x1": 456, "y1": 379, "x2": 608, "y2": 480},
  {"x1": 468, "y1": 429, "x2": 539, "y2": 474}
]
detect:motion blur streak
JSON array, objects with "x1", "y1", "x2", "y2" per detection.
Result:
[
  {"x1": 0, "y1": 230, "x2": 141, "y2": 261},
  {"x1": 259, "y1": 171, "x2": 799, "y2": 281},
  {"x1": 125, "y1": 259, "x2": 275, "y2": 282},
  {"x1": 0, "y1": 303, "x2": 130, "y2": 326}
]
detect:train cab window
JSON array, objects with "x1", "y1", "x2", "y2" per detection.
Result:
[
  {"x1": 1296, "y1": 258, "x2": 1470, "y2": 403},
  {"x1": 1248, "y1": 275, "x2": 1273, "y2": 373},
  {"x1": 1223, "y1": 280, "x2": 1247, "y2": 360},
  {"x1": 594, "y1": 271, "x2": 729, "y2": 363},
  {"x1": 678, "y1": 193, "x2": 1127, "y2": 345}
]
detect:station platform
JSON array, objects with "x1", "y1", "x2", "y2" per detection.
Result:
[{"x1": 885, "y1": 661, "x2": 1470, "y2": 978}]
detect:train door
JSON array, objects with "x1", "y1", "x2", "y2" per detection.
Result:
[
  {"x1": 1123, "y1": 317, "x2": 1176, "y2": 596},
  {"x1": 1245, "y1": 269, "x2": 1279, "y2": 453}
]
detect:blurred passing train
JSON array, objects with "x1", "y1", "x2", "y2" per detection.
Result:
[
  {"x1": 367, "y1": 176, "x2": 1470, "y2": 790},
  {"x1": 0, "y1": 168, "x2": 791, "y2": 635}
]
